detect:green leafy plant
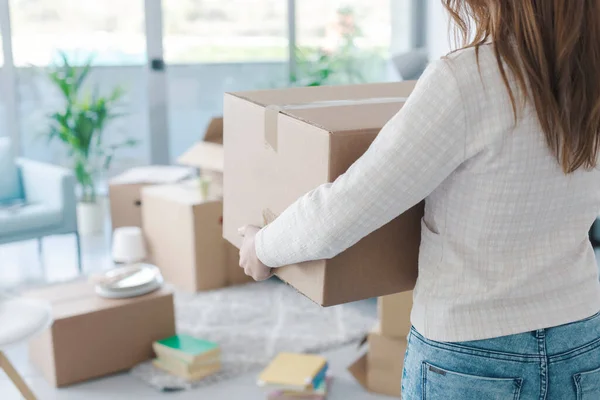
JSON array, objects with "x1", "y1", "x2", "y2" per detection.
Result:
[
  {"x1": 289, "y1": 7, "x2": 379, "y2": 87},
  {"x1": 46, "y1": 53, "x2": 137, "y2": 203},
  {"x1": 290, "y1": 46, "x2": 366, "y2": 87}
]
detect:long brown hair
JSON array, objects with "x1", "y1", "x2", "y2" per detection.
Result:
[{"x1": 443, "y1": 0, "x2": 600, "y2": 173}]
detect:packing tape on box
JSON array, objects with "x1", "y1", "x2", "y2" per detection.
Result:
[{"x1": 264, "y1": 97, "x2": 409, "y2": 152}]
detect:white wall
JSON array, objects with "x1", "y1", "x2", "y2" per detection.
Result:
[{"x1": 427, "y1": 0, "x2": 452, "y2": 60}]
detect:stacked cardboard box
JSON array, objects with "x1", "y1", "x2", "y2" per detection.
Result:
[
  {"x1": 178, "y1": 117, "x2": 225, "y2": 189},
  {"x1": 223, "y1": 82, "x2": 423, "y2": 306},
  {"x1": 142, "y1": 182, "x2": 250, "y2": 292},
  {"x1": 109, "y1": 166, "x2": 193, "y2": 230},
  {"x1": 349, "y1": 291, "x2": 413, "y2": 397},
  {"x1": 139, "y1": 118, "x2": 251, "y2": 292}
]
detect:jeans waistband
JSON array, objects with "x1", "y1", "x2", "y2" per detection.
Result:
[{"x1": 410, "y1": 312, "x2": 600, "y2": 361}]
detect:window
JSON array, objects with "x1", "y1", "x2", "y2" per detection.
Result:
[
  {"x1": 162, "y1": 0, "x2": 288, "y2": 63},
  {"x1": 9, "y1": 0, "x2": 146, "y2": 66},
  {"x1": 295, "y1": 0, "x2": 394, "y2": 85},
  {"x1": 297, "y1": 0, "x2": 392, "y2": 52}
]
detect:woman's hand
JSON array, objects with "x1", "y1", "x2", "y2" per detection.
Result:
[{"x1": 238, "y1": 225, "x2": 273, "y2": 281}]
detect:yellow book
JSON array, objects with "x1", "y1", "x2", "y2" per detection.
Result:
[
  {"x1": 153, "y1": 335, "x2": 220, "y2": 364},
  {"x1": 153, "y1": 358, "x2": 221, "y2": 381},
  {"x1": 258, "y1": 353, "x2": 328, "y2": 391}
]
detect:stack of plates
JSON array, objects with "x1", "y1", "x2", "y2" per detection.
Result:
[{"x1": 94, "y1": 264, "x2": 164, "y2": 299}]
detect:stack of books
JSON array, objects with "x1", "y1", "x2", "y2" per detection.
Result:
[
  {"x1": 258, "y1": 353, "x2": 331, "y2": 399},
  {"x1": 152, "y1": 334, "x2": 221, "y2": 381}
]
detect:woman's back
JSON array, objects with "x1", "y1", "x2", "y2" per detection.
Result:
[{"x1": 414, "y1": 45, "x2": 600, "y2": 341}]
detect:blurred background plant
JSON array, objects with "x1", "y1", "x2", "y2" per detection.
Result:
[
  {"x1": 45, "y1": 53, "x2": 137, "y2": 204},
  {"x1": 290, "y1": 6, "x2": 383, "y2": 87}
]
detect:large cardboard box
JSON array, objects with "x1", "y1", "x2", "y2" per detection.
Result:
[
  {"x1": 379, "y1": 291, "x2": 413, "y2": 338},
  {"x1": 109, "y1": 166, "x2": 192, "y2": 229},
  {"x1": 348, "y1": 328, "x2": 407, "y2": 398},
  {"x1": 223, "y1": 82, "x2": 423, "y2": 306},
  {"x1": 178, "y1": 117, "x2": 224, "y2": 186},
  {"x1": 142, "y1": 182, "x2": 251, "y2": 291},
  {"x1": 24, "y1": 282, "x2": 175, "y2": 387}
]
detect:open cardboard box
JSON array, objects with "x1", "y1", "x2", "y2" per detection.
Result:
[
  {"x1": 109, "y1": 166, "x2": 193, "y2": 229},
  {"x1": 142, "y1": 181, "x2": 252, "y2": 292},
  {"x1": 223, "y1": 82, "x2": 423, "y2": 306},
  {"x1": 348, "y1": 327, "x2": 407, "y2": 398},
  {"x1": 178, "y1": 117, "x2": 224, "y2": 186}
]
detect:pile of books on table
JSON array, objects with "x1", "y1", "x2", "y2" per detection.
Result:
[
  {"x1": 259, "y1": 353, "x2": 332, "y2": 399},
  {"x1": 152, "y1": 334, "x2": 221, "y2": 381}
]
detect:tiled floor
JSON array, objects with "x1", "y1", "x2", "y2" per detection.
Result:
[{"x1": 0, "y1": 231, "x2": 387, "y2": 400}]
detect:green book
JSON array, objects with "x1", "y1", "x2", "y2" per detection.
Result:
[{"x1": 153, "y1": 335, "x2": 220, "y2": 364}]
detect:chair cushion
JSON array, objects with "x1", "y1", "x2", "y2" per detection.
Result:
[
  {"x1": 0, "y1": 138, "x2": 23, "y2": 204},
  {"x1": 0, "y1": 296, "x2": 52, "y2": 346},
  {"x1": 0, "y1": 204, "x2": 62, "y2": 236}
]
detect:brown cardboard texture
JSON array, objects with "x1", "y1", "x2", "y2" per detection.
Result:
[
  {"x1": 379, "y1": 290, "x2": 414, "y2": 338},
  {"x1": 25, "y1": 281, "x2": 175, "y2": 387},
  {"x1": 142, "y1": 183, "x2": 228, "y2": 292},
  {"x1": 367, "y1": 329, "x2": 407, "y2": 397},
  {"x1": 347, "y1": 353, "x2": 368, "y2": 389},
  {"x1": 223, "y1": 82, "x2": 423, "y2": 306},
  {"x1": 109, "y1": 166, "x2": 192, "y2": 229}
]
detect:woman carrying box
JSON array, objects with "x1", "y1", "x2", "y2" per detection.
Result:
[{"x1": 239, "y1": 1, "x2": 600, "y2": 398}]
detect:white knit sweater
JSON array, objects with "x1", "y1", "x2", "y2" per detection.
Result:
[{"x1": 255, "y1": 44, "x2": 600, "y2": 342}]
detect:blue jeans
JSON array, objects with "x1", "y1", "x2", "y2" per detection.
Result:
[{"x1": 402, "y1": 312, "x2": 600, "y2": 399}]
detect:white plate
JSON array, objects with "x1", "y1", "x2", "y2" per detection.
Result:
[
  {"x1": 95, "y1": 276, "x2": 164, "y2": 299},
  {"x1": 94, "y1": 264, "x2": 164, "y2": 299}
]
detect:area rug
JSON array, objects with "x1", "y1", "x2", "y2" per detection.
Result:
[{"x1": 131, "y1": 279, "x2": 376, "y2": 391}]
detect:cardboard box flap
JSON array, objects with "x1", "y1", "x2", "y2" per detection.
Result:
[
  {"x1": 142, "y1": 182, "x2": 220, "y2": 205},
  {"x1": 230, "y1": 81, "x2": 416, "y2": 151},
  {"x1": 178, "y1": 117, "x2": 224, "y2": 171},
  {"x1": 203, "y1": 117, "x2": 223, "y2": 144},
  {"x1": 23, "y1": 281, "x2": 173, "y2": 320},
  {"x1": 264, "y1": 97, "x2": 409, "y2": 151},
  {"x1": 232, "y1": 81, "x2": 417, "y2": 107},
  {"x1": 177, "y1": 141, "x2": 224, "y2": 172},
  {"x1": 110, "y1": 166, "x2": 192, "y2": 185},
  {"x1": 348, "y1": 353, "x2": 368, "y2": 389}
]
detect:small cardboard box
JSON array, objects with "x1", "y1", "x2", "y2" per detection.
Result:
[
  {"x1": 379, "y1": 291, "x2": 413, "y2": 338},
  {"x1": 142, "y1": 182, "x2": 244, "y2": 292},
  {"x1": 24, "y1": 282, "x2": 175, "y2": 387},
  {"x1": 223, "y1": 82, "x2": 423, "y2": 306},
  {"x1": 348, "y1": 328, "x2": 407, "y2": 398},
  {"x1": 109, "y1": 166, "x2": 192, "y2": 229},
  {"x1": 178, "y1": 117, "x2": 224, "y2": 186}
]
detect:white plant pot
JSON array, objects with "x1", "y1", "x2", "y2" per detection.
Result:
[{"x1": 77, "y1": 202, "x2": 104, "y2": 236}]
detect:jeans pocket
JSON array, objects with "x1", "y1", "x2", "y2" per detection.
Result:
[
  {"x1": 574, "y1": 366, "x2": 600, "y2": 400},
  {"x1": 422, "y1": 362, "x2": 523, "y2": 400}
]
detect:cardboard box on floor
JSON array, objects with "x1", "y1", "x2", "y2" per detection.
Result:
[
  {"x1": 379, "y1": 290, "x2": 413, "y2": 338},
  {"x1": 109, "y1": 166, "x2": 193, "y2": 230},
  {"x1": 178, "y1": 117, "x2": 225, "y2": 187},
  {"x1": 142, "y1": 181, "x2": 251, "y2": 292},
  {"x1": 223, "y1": 82, "x2": 423, "y2": 306},
  {"x1": 348, "y1": 327, "x2": 407, "y2": 398},
  {"x1": 24, "y1": 281, "x2": 175, "y2": 387}
]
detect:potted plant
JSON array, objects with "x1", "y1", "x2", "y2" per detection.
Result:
[{"x1": 46, "y1": 53, "x2": 137, "y2": 235}]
